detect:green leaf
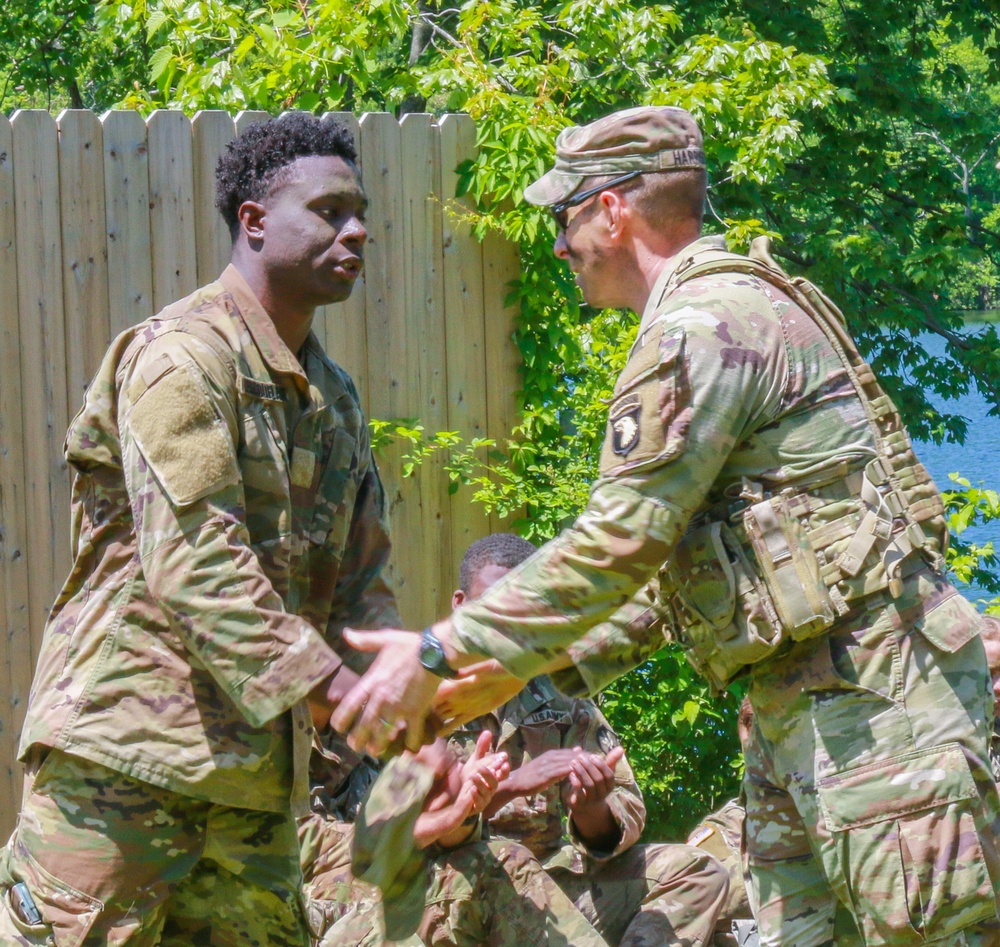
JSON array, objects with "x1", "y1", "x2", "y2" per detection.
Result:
[
  {"x1": 149, "y1": 45, "x2": 174, "y2": 82},
  {"x1": 146, "y1": 9, "x2": 168, "y2": 39}
]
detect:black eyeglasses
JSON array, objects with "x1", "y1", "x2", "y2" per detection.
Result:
[{"x1": 551, "y1": 170, "x2": 643, "y2": 231}]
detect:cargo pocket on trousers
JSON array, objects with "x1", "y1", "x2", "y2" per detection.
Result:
[
  {"x1": 816, "y1": 742, "x2": 996, "y2": 946},
  {"x1": 0, "y1": 843, "x2": 103, "y2": 947}
]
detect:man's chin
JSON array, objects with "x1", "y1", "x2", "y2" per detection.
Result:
[
  {"x1": 318, "y1": 281, "x2": 359, "y2": 306},
  {"x1": 573, "y1": 275, "x2": 596, "y2": 307}
]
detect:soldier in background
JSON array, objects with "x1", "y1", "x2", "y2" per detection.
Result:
[
  {"x1": 686, "y1": 697, "x2": 755, "y2": 947},
  {"x1": 448, "y1": 533, "x2": 729, "y2": 947},
  {"x1": 301, "y1": 705, "x2": 611, "y2": 947},
  {"x1": 0, "y1": 114, "x2": 395, "y2": 945},
  {"x1": 980, "y1": 615, "x2": 1000, "y2": 783},
  {"x1": 334, "y1": 105, "x2": 1000, "y2": 946}
]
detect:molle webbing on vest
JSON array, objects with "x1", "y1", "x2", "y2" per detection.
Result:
[
  {"x1": 673, "y1": 237, "x2": 947, "y2": 593},
  {"x1": 656, "y1": 239, "x2": 947, "y2": 690}
]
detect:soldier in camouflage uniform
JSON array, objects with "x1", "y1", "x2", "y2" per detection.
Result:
[
  {"x1": 980, "y1": 616, "x2": 1000, "y2": 784},
  {"x1": 687, "y1": 698, "x2": 755, "y2": 947},
  {"x1": 0, "y1": 114, "x2": 397, "y2": 946},
  {"x1": 334, "y1": 106, "x2": 1000, "y2": 946},
  {"x1": 300, "y1": 728, "x2": 611, "y2": 946},
  {"x1": 448, "y1": 533, "x2": 728, "y2": 947}
]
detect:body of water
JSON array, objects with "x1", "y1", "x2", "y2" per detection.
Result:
[{"x1": 912, "y1": 324, "x2": 998, "y2": 603}]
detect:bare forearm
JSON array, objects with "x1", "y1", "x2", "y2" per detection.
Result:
[
  {"x1": 414, "y1": 805, "x2": 475, "y2": 849},
  {"x1": 434, "y1": 817, "x2": 479, "y2": 849},
  {"x1": 570, "y1": 803, "x2": 622, "y2": 853}
]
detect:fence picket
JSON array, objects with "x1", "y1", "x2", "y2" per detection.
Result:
[
  {"x1": 0, "y1": 113, "x2": 30, "y2": 841},
  {"x1": 439, "y1": 113, "x2": 492, "y2": 566},
  {"x1": 191, "y1": 110, "x2": 235, "y2": 285},
  {"x1": 101, "y1": 110, "x2": 153, "y2": 334},
  {"x1": 11, "y1": 109, "x2": 71, "y2": 679},
  {"x1": 148, "y1": 111, "x2": 198, "y2": 311},
  {"x1": 400, "y1": 113, "x2": 450, "y2": 621},
  {"x1": 58, "y1": 109, "x2": 110, "y2": 410}
]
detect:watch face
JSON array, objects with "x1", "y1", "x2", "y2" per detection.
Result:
[
  {"x1": 420, "y1": 630, "x2": 444, "y2": 669},
  {"x1": 419, "y1": 629, "x2": 454, "y2": 677}
]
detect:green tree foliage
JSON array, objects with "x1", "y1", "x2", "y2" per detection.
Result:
[
  {"x1": 3, "y1": 0, "x2": 999, "y2": 836},
  {"x1": 0, "y1": 0, "x2": 144, "y2": 110}
]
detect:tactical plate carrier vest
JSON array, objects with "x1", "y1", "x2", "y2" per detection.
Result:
[{"x1": 655, "y1": 237, "x2": 948, "y2": 692}]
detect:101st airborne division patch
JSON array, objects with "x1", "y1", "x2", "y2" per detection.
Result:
[{"x1": 610, "y1": 393, "x2": 642, "y2": 456}]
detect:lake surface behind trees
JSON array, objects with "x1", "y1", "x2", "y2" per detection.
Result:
[{"x1": 914, "y1": 323, "x2": 998, "y2": 604}]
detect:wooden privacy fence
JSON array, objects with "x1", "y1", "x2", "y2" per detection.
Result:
[{"x1": 0, "y1": 108, "x2": 522, "y2": 833}]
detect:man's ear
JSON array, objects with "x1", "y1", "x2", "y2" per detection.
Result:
[
  {"x1": 237, "y1": 199, "x2": 266, "y2": 242},
  {"x1": 452, "y1": 589, "x2": 466, "y2": 609},
  {"x1": 601, "y1": 189, "x2": 630, "y2": 242}
]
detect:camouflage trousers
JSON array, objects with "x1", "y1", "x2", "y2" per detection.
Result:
[
  {"x1": 0, "y1": 748, "x2": 310, "y2": 946},
  {"x1": 548, "y1": 842, "x2": 730, "y2": 947},
  {"x1": 745, "y1": 585, "x2": 1000, "y2": 946},
  {"x1": 298, "y1": 813, "x2": 609, "y2": 946}
]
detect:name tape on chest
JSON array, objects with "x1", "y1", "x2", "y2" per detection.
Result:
[
  {"x1": 238, "y1": 374, "x2": 287, "y2": 403},
  {"x1": 522, "y1": 708, "x2": 568, "y2": 727}
]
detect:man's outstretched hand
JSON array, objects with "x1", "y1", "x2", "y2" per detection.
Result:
[
  {"x1": 329, "y1": 628, "x2": 441, "y2": 755},
  {"x1": 434, "y1": 659, "x2": 526, "y2": 734}
]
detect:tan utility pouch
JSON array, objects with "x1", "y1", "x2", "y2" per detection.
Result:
[
  {"x1": 664, "y1": 521, "x2": 785, "y2": 689},
  {"x1": 742, "y1": 494, "x2": 839, "y2": 642}
]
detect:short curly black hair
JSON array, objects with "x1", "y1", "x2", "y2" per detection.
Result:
[
  {"x1": 458, "y1": 533, "x2": 537, "y2": 594},
  {"x1": 215, "y1": 113, "x2": 359, "y2": 239}
]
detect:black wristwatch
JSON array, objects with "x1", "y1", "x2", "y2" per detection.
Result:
[{"x1": 419, "y1": 627, "x2": 459, "y2": 679}]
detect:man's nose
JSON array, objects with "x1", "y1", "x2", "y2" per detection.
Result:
[
  {"x1": 553, "y1": 232, "x2": 569, "y2": 260},
  {"x1": 341, "y1": 216, "x2": 367, "y2": 248}
]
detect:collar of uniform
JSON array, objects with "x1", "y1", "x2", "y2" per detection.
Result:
[
  {"x1": 297, "y1": 331, "x2": 332, "y2": 386},
  {"x1": 503, "y1": 675, "x2": 556, "y2": 721},
  {"x1": 219, "y1": 265, "x2": 310, "y2": 391},
  {"x1": 636, "y1": 234, "x2": 728, "y2": 338}
]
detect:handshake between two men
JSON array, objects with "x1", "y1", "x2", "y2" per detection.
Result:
[{"x1": 310, "y1": 628, "x2": 546, "y2": 756}]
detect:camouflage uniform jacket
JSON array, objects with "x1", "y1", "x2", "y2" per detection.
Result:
[
  {"x1": 448, "y1": 234, "x2": 933, "y2": 691},
  {"x1": 19, "y1": 265, "x2": 397, "y2": 815},
  {"x1": 449, "y1": 676, "x2": 645, "y2": 873}
]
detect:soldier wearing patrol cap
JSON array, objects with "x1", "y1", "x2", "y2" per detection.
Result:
[{"x1": 333, "y1": 105, "x2": 1000, "y2": 946}]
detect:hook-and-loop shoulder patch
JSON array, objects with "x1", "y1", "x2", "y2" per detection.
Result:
[
  {"x1": 600, "y1": 322, "x2": 690, "y2": 476},
  {"x1": 129, "y1": 356, "x2": 240, "y2": 507}
]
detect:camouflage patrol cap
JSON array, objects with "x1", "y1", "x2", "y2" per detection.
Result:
[
  {"x1": 524, "y1": 105, "x2": 705, "y2": 207},
  {"x1": 352, "y1": 754, "x2": 436, "y2": 940}
]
